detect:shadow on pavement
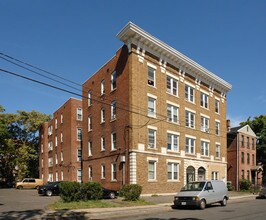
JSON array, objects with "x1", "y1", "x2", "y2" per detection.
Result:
[{"x1": 0, "y1": 209, "x2": 87, "y2": 220}]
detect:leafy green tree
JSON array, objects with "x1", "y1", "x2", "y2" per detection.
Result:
[
  {"x1": 241, "y1": 115, "x2": 266, "y2": 184},
  {"x1": 0, "y1": 106, "x2": 50, "y2": 186}
]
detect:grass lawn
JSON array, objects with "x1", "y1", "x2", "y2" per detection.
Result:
[{"x1": 49, "y1": 198, "x2": 154, "y2": 210}]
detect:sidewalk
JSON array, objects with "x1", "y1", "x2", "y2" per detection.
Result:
[{"x1": 42, "y1": 191, "x2": 257, "y2": 220}]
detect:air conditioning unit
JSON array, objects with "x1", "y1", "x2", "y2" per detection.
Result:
[{"x1": 120, "y1": 155, "x2": 126, "y2": 163}]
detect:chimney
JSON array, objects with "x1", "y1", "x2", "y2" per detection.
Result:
[{"x1": 226, "y1": 119, "x2": 231, "y2": 132}]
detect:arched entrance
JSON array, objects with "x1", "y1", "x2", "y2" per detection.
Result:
[
  {"x1": 186, "y1": 166, "x2": 195, "y2": 183},
  {"x1": 198, "y1": 167, "x2": 206, "y2": 181}
]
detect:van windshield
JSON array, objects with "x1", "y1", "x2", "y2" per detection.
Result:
[{"x1": 181, "y1": 182, "x2": 206, "y2": 191}]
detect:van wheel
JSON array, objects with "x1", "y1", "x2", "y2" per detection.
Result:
[
  {"x1": 46, "y1": 190, "x2": 53, "y2": 197},
  {"x1": 199, "y1": 199, "x2": 206, "y2": 210},
  {"x1": 17, "y1": 186, "x2": 23, "y2": 190},
  {"x1": 221, "y1": 197, "x2": 227, "y2": 206}
]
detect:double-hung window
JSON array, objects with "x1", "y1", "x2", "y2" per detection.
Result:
[
  {"x1": 167, "y1": 104, "x2": 178, "y2": 123},
  {"x1": 88, "y1": 166, "x2": 92, "y2": 181},
  {"x1": 88, "y1": 115, "x2": 92, "y2": 131},
  {"x1": 185, "y1": 84, "x2": 195, "y2": 103},
  {"x1": 111, "y1": 132, "x2": 116, "y2": 151},
  {"x1": 111, "y1": 101, "x2": 116, "y2": 120},
  {"x1": 167, "y1": 133, "x2": 179, "y2": 151},
  {"x1": 168, "y1": 162, "x2": 179, "y2": 181},
  {"x1": 88, "y1": 91, "x2": 92, "y2": 106},
  {"x1": 201, "y1": 140, "x2": 209, "y2": 156},
  {"x1": 111, "y1": 163, "x2": 117, "y2": 181},
  {"x1": 101, "y1": 108, "x2": 105, "y2": 123},
  {"x1": 77, "y1": 169, "x2": 82, "y2": 182},
  {"x1": 101, "y1": 80, "x2": 105, "y2": 95},
  {"x1": 200, "y1": 92, "x2": 209, "y2": 109},
  {"x1": 166, "y1": 75, "x2": 178, "y2": 96},
  {"x1": 101, "y1": 136, "x2": 105, "y2": 151},
  {"x1": 148, "y1": 96, "x2": 156, "y2": 117},
  {"x1": 215, "y1": 99, "x2": 220, "y2": 114},
  {"x1": 77, "y1": 149, "x2": 82, "y2": 161},
  {"x1": 186, "y1": 110, "x2": 195, "y2": 128},
  {"x1": 148, "y1": 128, "x2": 156, "y2": 149},
  {"x1": 111, "y1": 71, "x2": 117, "y2": 91},
  {"x1": 148, "y1": 160, "x2": 156, "y2": 180},
  {"x1": 101, "y1": 164, "x2": 105, "y2": 179},
  {"x1": 215, "y1": 121, "x2": 220, "y2": 135},
  {"x1": 77, "y1": 108, "x2": 82, "y2": 121},
  {"x1": 201, "y1": 115, "x2": 209, "y2": 133},
  {"x1": 88, "y1": 141, "x2": 92, "y2": 156},
  {"x1": 77, "y1": 128, "x2": 82, "y2": 141},
  {"x1": 148, "y1": 66, "x2": 156, "y2": 87},
  {"x1": 185, "y1": 136, "x2": 195, "y2": 154},
  {"x1": 216, "y1": 144, "x2": 221, "y2": 158}
]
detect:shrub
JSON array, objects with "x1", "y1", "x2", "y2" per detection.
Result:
[
  {"x1": 240, "y1": 179, "x2": 252, "y2": 191},
  {"x1": 119, "y1": 184, "x2": 142, "y2": 201},
  {"x1": 60, "y1": 181, "x2": 81, "y2": 202},
  {"x1": 82, "y1": 182, "x2": 103, "y2": 200}
]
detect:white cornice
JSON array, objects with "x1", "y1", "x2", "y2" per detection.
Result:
[{"x1": 117, "y1": 22, "x2": 232, "y2": 94}]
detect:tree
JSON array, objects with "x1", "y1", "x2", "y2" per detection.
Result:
[
  {"x1": 0, "y1": 106, "x2": 50, "y2": 186},
  {"x1": 240, "y1": 115, "x2": 266, "y2": 184}
]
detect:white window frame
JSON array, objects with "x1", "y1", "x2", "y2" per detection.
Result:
[
  {"x1": 201, "y1": 140, "x2": 209, "y2": 156},
  {"x1": 216, "y1": 143, "x2": 221, "y2": 158},
  {"x1": 55, "y1": 136, "x2": 58, "y2": 147},
  {"x1": 101, "y1": 80, "x2": 105, "y2": 95},
  {"x1": 88, "y1": 115, "x2": 92, "y2": 131},
  {"x1": 185, "y1": 110, "x2": 195, "y2": 129},
  {"x1": 101, "y1": 136, "x2": 105, "y2": 151},
  {"x1": 201, "y1": 115, "x2": 210, "y2": 133},
  {"x1": 77, "y1": 108, "x2": 82, "y2": 121},
  {"x1": 55, "y1": 153, "x2": 58, "y2": 164},
  {"x1": 200, "y1": 92, "x2": 209, "y2": 109},
  {"x1": 111, "y1": 101, "x2": 116, "y2": 120},
  {"x1": 148, "y1": 160, "x2": 157, "y2": 181},
  {"x1": 111, "y1": 71, "x2": 117, "y2": 91},
  {"x1": 88, "y1": 141, "x2": 92, "y2": 156},
  {"x1": 88, "y1": 91, "x2": 92, "y2": 106},
  {"x1": 48, "y1": 125, "x2": 53, "y2": 136},
  {"x1": 215, "y1": 120, "x2": 220, "y2": 136},
  {"x1": 148, "y1": 96, "x2": 156, "y2": 117},
  {"x1": 101, "y1": 108, "x2": 105, "y2": 123},
  {"x1": 185, "y1": 84, "x2": 195, "y2": 103},
  {"x1": 215, "y1": 98, "x2": 220, "y2": 114},
  {"x1": 60, "y1": 132, "x2": 63, "y2": 143},
  {"x1": 167, "y1": 104, "x2": 179, "y2": 124},
  {"x1": 111, "y1": 163, "x2": 117, "y2": 181},
  {"x1": 61, "y1": 114, "x2": 63, "y2": 123},
  {"x1": 77, "y1": 169, "x2": 82, "y2": 182},
  {"x1": 212, "y1": 171, "x2": 219, "y2": 180},
  {"x1": 148, "y1": 66, "x2": 156, "y2": 87},
  {"x1": 77, "y1": 128, "x2": 82, "y2": 141},
  {"x1": 148, "y1": 128, "x2": 156, "y2": 149},
  {"x1": 55, "y1": 172, "x2": 59, "y2": 181},
  {"x1": 55, "y1": 118, "x2": 58, "y2": 129},
  {"x1": 60, "y1": 151, "x2": 63, "y2": 162},
  {"x1": 111, "y1": 132, "x2": 117, "y2": 151},
  {"x1": 166, "y1": 75, "x2": 178, "y2": 96},
  {"x1": 88, "y1": 166, "x2": 92, "y2": 181},
  {"x1": 101, "y1": 164, "x2": 105, "y2": 179},
  {"x1": 61, "y1": 171, "x2": 64, "y2": 181},
  {"x1": 185, "y1": 136, "x2": 196, "y2": 154},
  {"x1": 167, "y1": 162, "x2": 179, "y2": 181},
  {"x1": 167, "y1": 132, "x2": 179, "y2": 152}
]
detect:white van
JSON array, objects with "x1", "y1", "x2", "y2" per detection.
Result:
[{"x1": 173, "y1": 180, "x2": 228, "y2": 209}]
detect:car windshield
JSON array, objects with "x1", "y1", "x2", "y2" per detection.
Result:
[{"x1": 181, "y1": 182, "x2": 206, "y2": 191}]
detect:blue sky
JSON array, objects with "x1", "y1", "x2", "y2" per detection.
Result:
[{"x1": 0, "y1": 0, "x2": 265, "y2": 127}]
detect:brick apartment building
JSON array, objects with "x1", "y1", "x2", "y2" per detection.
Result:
[
  {"x1": 227, "y1": 120, "x2": 263, "y2": 191},
  {"x1": 81, "y1": 22, "x2": 232, "y2": 194},
  {"x1": 39, "y1": 98, "x2": 83, "y2": 183}
]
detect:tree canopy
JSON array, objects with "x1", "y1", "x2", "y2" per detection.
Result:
[{"x1": 0, "y1": 105, "x2": 50, "y2": 187}]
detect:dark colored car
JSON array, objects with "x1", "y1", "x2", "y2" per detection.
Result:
[
  {"x1": 256, "y1": 187, "x2": 266, "y2": 199},
  {"x1": 38, "y1": 181, "x2": 61, "y2": 196},
  {"x1": 102, "y1": 188, "x2": 119, "y2": 199}
]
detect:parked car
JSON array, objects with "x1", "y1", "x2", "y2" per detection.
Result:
[
  {"x1": 256, "y1": 187, "x2": 266, "y2": 199},
  {"x1": 38, "y1": 181, "x2": 61, "y2": 196},
  {"x1": 173, "y1": 180, "x2": 228, "y2": 209},
  {"x1": 16, "y1": 178, "x2": 43, "y2": 190},
  {"x1": 102, "y1": 188, "x2": 119, "y2": 199}
]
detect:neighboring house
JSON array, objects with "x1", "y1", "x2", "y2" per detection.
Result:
[
  {"x1": 81, "y1": 22, "x2": 232, "y2": 194},
  {"x1": 227, "y1": 120, "x2": 263, "y2": 191},
  {"x1": 39, "y1": 98, "x2": 83, "y2": 183}
]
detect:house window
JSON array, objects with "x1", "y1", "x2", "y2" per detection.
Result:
[
  {"x1": 48, "y1": 173, "x2": 53, "y2": 182},
  {"x1": 77, "y1": 108, "x2": 82, "y2": 121},
  {"x1": 186, "y1": 137, "x2": 195, "y2": 154},
  {"x1": 88, "y1": 141, "x2": 92, "y2": 156},
  {"x1": 241, "y1": 135, "x2": 244, "y2": 147},
  {"x1": 215, "y1": 99, "x2": 220, "y2": 114},
  {"x1": 186, "y1": 110, "x2": 195, "y2": 128},
  {"x1": 77, "y1": 149, "x2": 82, "y2": 161},
  {"x1": 111, "y1": 132, "x2": 116, "y2": 151},
  {"x1": 148, "y1": 66, "x2": 156, "y2": 87},
  {"x1": 101, "y1": 164, "x2": 105, "y2": 179},
  {"x1": 111, "y1": 101, "x2": 116, "y2": 120},
  {"x1": 216, "y1": 144, "x2": 221, "y2": 158},
  {"x1": 252, "y1": 138, "x2": 255, "y2": 149},
  {"x1": 48, "y1": 125, "x2": 53, "y2": 136},
  {"x1": 167, "y1": 104, "x2": 178, "y2": 123},
  {"x1": 201, "y1": 141, "x2": 209, "y2": 156},
  {"x1": 212, "y1": 171, "x2": 219, "y2": 180},
  {"x1": 61, "y1": 114, "x2": 63, "y2": 123},
  {"x1": 241, "y1": 152, "x2": 245, "y2": 164},
  {"x1": 61, "y1": 171, "x2": 64, "y2": 181},
  {"x1": 111, "y1": 163, "x2": 117, "y2": 181},
  {"x1": 61, "y1": 152, "x2": 63, "y2": 162},
  {"x1": 111, "y1": 71, "x2": 117, "y2": 91},
  {"x1": 48, "y1": 157, "x2": 53, "y2": 167},
  {"x1": 148, "y1": 97, "x2": 156, "y2": 117},
  {"x1": 247, "y1": 170, "x2": 250, "y2": 180},
  {"x1": 166, "y1": 75, "x2": 178, "y2": 96},
  {"x1": 48, "y1": 141, "x2": 53, "y2": 151},
  {"x1": 167, "y1": 133, "x2": 179, "y2": 151},
  {"x1": 241, "y1": 170, "x2": 244, "y2": 179},
  {"x1": 185, "y1": 84, "x2": 194, "y2": 103},
  {"x1": 148, "y1": 128, "x2": 156, "y2": 149},
  {"x1": 60, "y1": 132, "x2": 63, "y2": 142},
  {"x1": 201, "y1": 116, "x2": 209, "y2": 133},
  {"x1": 168, "y1": 162, "x2": 179, "y2": 181},
  {"x1": 41, "y1": 144, "x2": 43, "y2": 153},
  {"x1": 148, "y1": 160, "x2": 156, "y2": 180},
  {"x1": 215, "y1": 121, "x2": 220, "y2": 135},
  {"x1": 252, "y1": 154, "x2": 255, "y2": 165},
  {"x1": 55, "y1": 118, "x2": 58, "y2": 129},
  {"x1": 101, "y1": 108, "x2": 105, "y2": 123},
  {"x1": 55, "y1": 153, "x2": 58, "y2": 164},
  {"x1": 247, "y1": 153, "x2": 250, "y2": 164},
  {"x1": 55, "y1": 136, "x2": 58, "y2": 147},
  {"x1": 56, "y1": 172, "x2": 59, "y2": 181},
  {"x1": 200, "y1": 92, "x2": 209, "y2": 109},
  {"x1": 88, "y1": 166, "x2": 92, "y2": 181},
  {"x1": 101, "y1": 80, "x2": 105, "y2": 95},
  {"x1": 247, "y1": 137, "x2": 250, "y2": 148},
  {"x1": 88, "y1": 115, "x2": 92, "y2": 131},
  {"x1": 77, "y1": 128, "x2": 82, "y2": 141},
  {"x1": 101, "y1": 136, "x2": 105, "y2": 151},
  {"x1": 88, "y1": 91, "x2": 92, "y2": 106},
  {"x1": 77, "y1": 169, "x2": 82, "y2": 182}
]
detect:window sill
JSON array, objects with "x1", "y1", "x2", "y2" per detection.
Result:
[
  {"x1": 110, "y1": 118, "x2": 117, "y2": 122},
  {"x1": 147, "y1": 84, "x2": 157, "y2": 89},
  {"x1": 110, "y1": 88, "x2": 117, "y2": 93},
  {"x1": 147, "y1": 115, "x2": 157, "y2": 119},
  {"x1": 148, "y1": 180, "x2": 157, "y2": 182},
  {"x1": 110, "y1": 149, "x2": 117, "y2": 152},
  {"x1": 111, "y1": 180, "x2": 117, "y2": 182},
  {"x1": 166, "y1": 92, "x2": 179, "y2": 98},
  {"x1": 185, "y1": 99, "x2": 195, "y2": 105},
  {"x1": 167, "y1": 180, "x2": 180, "y2": 183},
  {"x1": 200, "y1": 106, "x2": 209, "y2": 110},
  {"x1": 167, "y1": 150, "x2": 179, "y2": 153}
]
